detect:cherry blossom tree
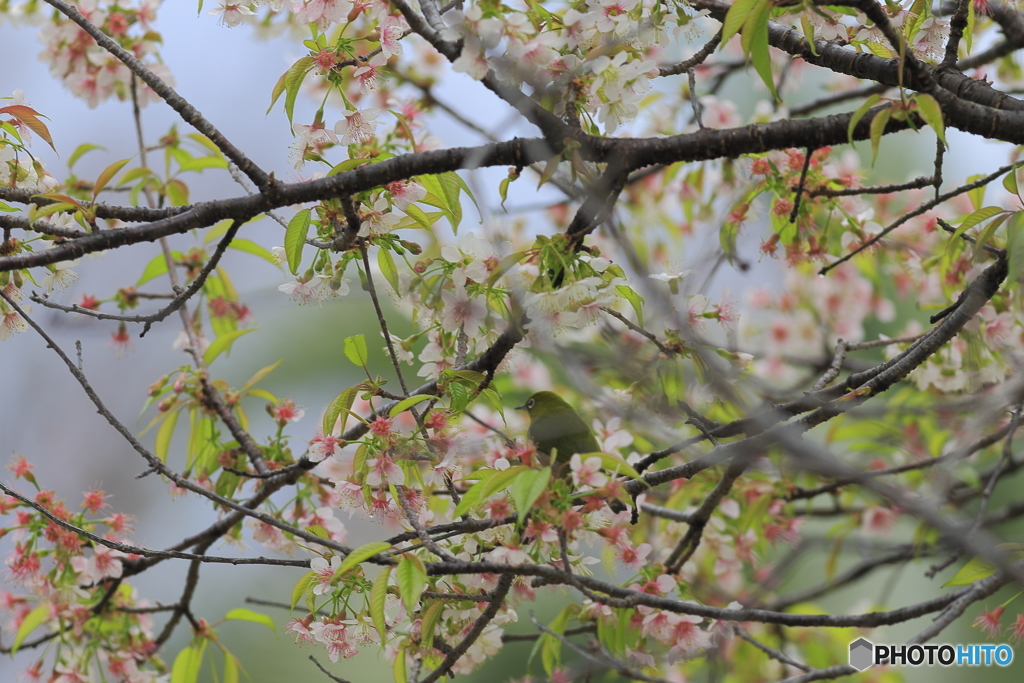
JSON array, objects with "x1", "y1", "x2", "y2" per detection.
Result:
[{"x1": 4, "y1": 0, "x2": 1024, "y2": 681}]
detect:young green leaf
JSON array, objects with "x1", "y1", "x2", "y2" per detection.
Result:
[
  {"x1": 453, "y1": 465, "x2": 529, "y2": 517},
  {"x1": 284, "y1": 208, "x2": 311, "y2": 276},
  {"x1": 333, "y1": 541, "x2": 392, "y2": 581},
  {"x1": 419, "y1": 600, "x2": 445, "y2": 649},
  {"x1": 171, "y1": 644, "x2": 204, "y2": 683},
  {"x1": 378, "y1": 247, "x2": 401, "y2": 292},
  {"x1": 11, "y1": 604, "x2": 48, "y2": 654},
  {"x1": 615, "y1": 285, "x2": 645, "y2": 328},
  {"x1": 224, "y1": 608, "x2": 275, "y2": 632},
  {"x1": 510, "y1": 467, "x2": 551, "y2": 524},
  {"x1": 396, "y1": 555, "x2": 427, "y2": 614},
  {"x1": 344, "y1": 334, "x2": 369, "y2": 368},
  {"x1": 945, "y1": 206, "x2": 1005, "y2": 254},
  {"x1": 68, "y1": 142, "x2": 105, "y2": 170},
  {"x1": 720, "y1": 0, "x2": 758, "y2": 46},
  {"x1": 540, "y1": 605, "x2": 578, "y2": 675},
  {"x1": 202, "y1": 329, "x2": 254, "y2": 365},
  {"x1": 393, "y1": 644, "x2": 408, "y2": 683},
  {"x1": 389, "y1": 394, "x2": 433, "y2": 418},
  {"x1": 370, "y1": 566, "x2": 392, "y2": 641},
  {"x1": 1005, "y1": 211, "x2": 1024, "y2": 285},
  {"x1": 869, "y1": 107, "x2": 893, "y2": 165},
  {"x1": 222, "y1": 650, "x2": 240, "y2": 683},
  {"x1": 914, "y1": 94, "x2": 946, "y2": 147},
  {"x1": 154, "y1": 409, "x2": 181, "y2": 463},
  {"x1": 943, "y1": 544, "x2": 1024, "y2": 586},
  {"x1": 324, "y1": 386, "x2": 359, "y2": 435},
  {"x1": 290, "y1": 573, "x2": 313, "y2": 610},
  {"x1": 742, "y1": 0, "x2": 778, "y2": 100}
]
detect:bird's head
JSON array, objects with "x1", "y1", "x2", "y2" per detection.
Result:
[{"x1": 515, "y1": 391, "x2": 573, "y2": 420}]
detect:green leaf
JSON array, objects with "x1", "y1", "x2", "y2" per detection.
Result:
[
  {"x1": 966, "y1": 0, "x2": 975, "y2": 53},
  {"x1": 226, "y1": 238, "x2": 277, "y2": 264},
  {"x1": 378, "y1": 247, "x2": 401, "y2": 292},
  {"x1": 370, "y1": 566, "x2": 392, "y2": 641},
  {"x1": 800, "y1": 15, "x2": 819, "y2": 57},
  {"x1": 965, "y1": 173, "x2": 987, "y2": 211},
  {"x1": 453, "y1": 466, "x2": 529, "y2": 517},
  {"x1": 869, "y1": 107, "x2": 893, "y2": 166},
  {"x1": 247, "y1": 388, "x2": 278, "y2": 403},
  {"x1": 324, "y1": 386, "x2": 359, "y2": 435},
  {"x1": 1005, "y1": 211, "x2": 1024, "y2": 284},
  {"x1": 137, "y1": 252, "x2": 174, "y2": 285},
  {"x1": 449, "y1": 171, "x2": 481, "y2": 222},
  {"x1": 946, "y1": 206, "x2": 1005, "y2": 254},
  {"x1": 117, "y1": 166, "x2": 155, "y2": 187},
  {"x1": 480, "y1": 387, "x2": 506, "y2": 422},
  {"x1": 290, "y1": 571, "x2": 315, "y2": 610},
  {"x1": 540, "y1": 605, "x2": 578, "y2": 675},
  {"x1": 329, "y1": 157, "x2": 373, "y2": 175},
  {"x1": 11, "y1": 604, "x2": 49, "y2": 654},
  {"x1": 721, "y1": 0, "x2": 758, "y2": 46},
  {"x1": 344, "y1": 334, "x2": 369, "y2": 368},
  {"x1": 865, "y1": 41, "x2": 893, "y2": 59},
  {"x1": 943, "y1": 544, "x2": 1024, "y2": 586},
  {"x1": 498, "y1": 175, "x2": 514, "y2": 210},
  {"x1": 510, "y1": 467, "x2": 551, "y2": 524},
  {"x1": 171, "y1": 644, "x2": 203, "y2": 683},
  {"x1": 91, "y1": 155, "x2": 131, "y2": 196},
  {"x1": 1003, "y1": 165, "x2": 1023, "y2": 200},
  {"x1": 223, "y1": 650, "x2": 240, "y2": 683},
  {"x1": 420, "y1": 173, "x2": 462, "y2": 232},
  {"x1": 536, "y1": 154, "x2": 562, "y2": 189},
  {"x1": 720, "y1": 219, "x2": 740, "y2": 261},
  {"x1": 973, "y1": 213, "x2": 1008, "y2": 261},
  {"x1": 419, "y1": 600, "x2": 445, "y2": 649},
  {"x1": 273, "y1": 56, "x2": 315, "y2": 124},
  {"x1": 284, "y1": 208, "x2": 312, "y2": 276},
  {"x1": 393, "y1": 644, "x2": 408, "y2": 683},
  {"x1": 305, "y1": 524, "x2": 329, "y2": 540},
  {"x1": 914, "y1": 93, "x2": 946, "y2": 147},
  {"x1": 203, "y1": 328, "x2": 254, "y2": 365},
  {"x1": 615, "y1": 285, "x2": 645, "y2": 328},
  {"x1": 396, "y1": 555, "x2": 427, "y2": 614},
  {"x1": 240, "y1": 360, "x2": 282, "y2": 393},
  {"x1": 178, "y1": 156, "x2": 228, "y2": 173},
  {"x1": 68, "y1": 143, "x2": 105, "y2": 170},
  {"x1": 155, "y1": 409, "x2": 180, "y2": 463},
  {"x1": 165, "y1": 178, "x2": 190, "y2": 207},
  {"x1": 742, "y1": 0, "x2": 778, "y2": 100},
  {"x1": 224, "y1": 608, "x2": 275, "y2": 632},
  {"x1": 400, "y1": 204, "x2": 443, "y2": 230},
  {"x1": 334, "y1": 541, "x2": 392, "y2": 581},
  {"x1": 389, "y1": 394, "x2": 433, "y2": 418},
  {"x1": 134, "y1": 250, "x2": 173, "y2": 288}
]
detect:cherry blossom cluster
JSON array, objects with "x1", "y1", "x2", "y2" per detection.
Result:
[
  {"x1": 0, "y1": 456, "x2": 167, "y2": 683},
  {"x1": 33, "y1": 0, "x2": 171, "y2": 108}
]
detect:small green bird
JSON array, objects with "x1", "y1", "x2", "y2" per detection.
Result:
[{"x1": 516, "y1": 391, "x2": 601, "y2": 470}]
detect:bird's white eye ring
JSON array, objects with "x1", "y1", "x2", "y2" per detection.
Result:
[{"x1": 527, "y1": 398, "x2": 534, "y2": 409}]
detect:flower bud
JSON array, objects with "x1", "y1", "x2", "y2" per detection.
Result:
[{"x1": 400, "y1": 239, "x2": 422, "y2": 255}]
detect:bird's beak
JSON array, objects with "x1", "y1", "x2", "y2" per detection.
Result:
[{"x1": 514, "y1": 402, "x2": 526, "y2": 411}]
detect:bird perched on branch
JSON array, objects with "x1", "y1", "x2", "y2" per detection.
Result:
[
  {"x1": 516, "y1": 391, "x2": 600, "y2": 470},
  {"x1": 516, "y1": 390, "x2": 630, "y2": 514}
]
